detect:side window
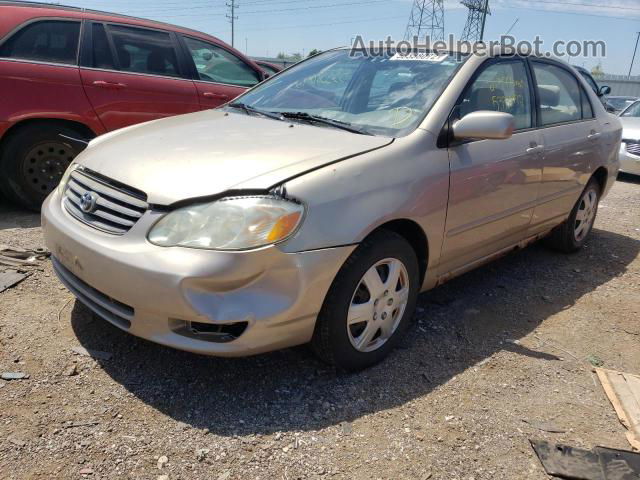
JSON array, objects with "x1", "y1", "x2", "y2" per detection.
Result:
[
  {"x1": 458, "y1": 61, "x2": 532, "y2": 130},
  {"x1": 90, "y1": 23, "x2": 115, "y2": 70},
  {"x1": 107, "y1": 25, "x2": 180, "y2": 77},
  {"x1": 0, "y1": 20, "x2": 80, "y2": 65},
  {"x1": 183, "y1": 37, "x2": 260, "y2": 87},
  {"x1": 581, "y1": 87, "x2": 594, "y2": 119},
  {"x1": 532, "y1": 62, "x2": 581, "y2": 126}
]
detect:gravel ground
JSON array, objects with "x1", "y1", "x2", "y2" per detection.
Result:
[{"x1": 1, "y1": 176, "x2": 639, "y2": 480}]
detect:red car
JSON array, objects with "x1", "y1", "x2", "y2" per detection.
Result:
[
  {"x1": 0, "y1": 1, "x2": 266, "y2": 209},
  {"x1": 255, "y1": 60, "x2": 282, "y2": 77}
]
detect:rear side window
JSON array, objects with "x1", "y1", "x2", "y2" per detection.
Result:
[
  {"x1": 183, "y1": 36, "x2": 260, "y2": 87},
  {"x1": 0, "y1": 20, "x2": 80, "y2": 65},
  {"x1": 91, "y1": 23, "x2": 115, "y2": 70},
  {"x1": 532, "y1": 63, "x2": 582, "y2": 126},
  {"x1": 107, "y1": 25, "x2": 180, "y2": 77},
  {"x1": 458, "y1": 60, "x2": 533, "y2": 130}
]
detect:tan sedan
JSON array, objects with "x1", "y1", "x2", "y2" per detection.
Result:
[{"x1": 43, "y1": 47, "x2": 621, "y2": 370}]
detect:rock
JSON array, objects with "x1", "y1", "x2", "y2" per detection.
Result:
[
  {"x1": 196, "y1": 448, "x2": 209, "y2": 462},
  {"x1": 1, "y1": 372, "x2": 28, "y2": 381},
  {"x1": 79, "y1": 468, "x2": 94, "y2": 475},
  {"x1": 217, "y1": 471, "x2": 231, "y2": 480},
  {"x1": 62, "y1": 364, "x2": 78, "y2": 376},
  {"x1": 8, "y1": 436, "x2": 26, "y2": 447},
  {"x1": 157, "y1": 455, "x2": 169, "y2": 469},
  {"x1": 158, "y1": 476, "x2": 169, "y2": 480}
]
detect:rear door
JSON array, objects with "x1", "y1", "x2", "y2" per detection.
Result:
[
  {"x1": 0, "y1": 18, "x2": 100, "y2": 130},
  {"x1": 529, "y1": 60, "x2": 600, "y2": 231},
  {"x1": 440, "y1": 58, "x2": 543, "y2": 274},
  {"x1": 79, "y1": 22, "x2": 200, "y2": 131},
  {"x1": 179, "y1": 35, "x2": 262, "y2": 108}
]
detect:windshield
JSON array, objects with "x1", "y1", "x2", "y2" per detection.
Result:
[
  {"x1": 234, "y1": 49, "x2": 467, "y2": 137},
  {"x1": 608, "y1": 97, "x2": 637, "y2": 111},
  {"x1": 621, "y1": 101, "x2": 640, "y2": 117}
]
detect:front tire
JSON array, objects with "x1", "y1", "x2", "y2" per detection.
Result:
[
  {"x1": 544, "y1": 178, "x2": 600, "y2": 253},
  {"x1": 0, "y1": 124, "x2": 84, "y2": 210},
  {"x1": 311, "y1": 230, "x2": 420, "y2": 371}
]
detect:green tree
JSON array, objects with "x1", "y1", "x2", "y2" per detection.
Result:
[{"x1": 308, "y1": 49, "x2": 322, "y2": 57}]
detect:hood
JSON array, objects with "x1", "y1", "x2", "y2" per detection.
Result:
[
  {"x1": 78, "y1": 110, "x2": 392, "y2": 205},
  {"x1": 621, "y1": 117, "x2": 640, "y2": 141}
]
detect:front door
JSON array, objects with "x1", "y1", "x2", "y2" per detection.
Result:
[
  {"x1": 440, "y1": 59, "x2": 542, "y2": 274},
  {"x1": 80, "y1": 23, "x2": 200, "y2": 131},
  {"x1": 180, "y1": 36, "x2": 262, "y2": 109}
]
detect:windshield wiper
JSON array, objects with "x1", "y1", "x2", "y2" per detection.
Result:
[
  {"x1": 227, "y1": 102, "x2": 284, "y2": 121},
  {"x1": 278, "y1": 112, "x2": 371, "y2": 135}
]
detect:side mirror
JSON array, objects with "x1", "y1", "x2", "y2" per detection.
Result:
[
  {"x1": 599, "y1": 85, "x2": 611, "y2": 96},
  {"x1": 452, "y1": 111, "x2": 515, "y2": 141}
]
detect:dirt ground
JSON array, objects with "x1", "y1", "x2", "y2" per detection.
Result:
[{"x1": 0, "y1": 176, "x2": 639, "y2": 480}]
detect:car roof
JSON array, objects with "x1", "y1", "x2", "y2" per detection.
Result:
[{"x1": 0, "y1": 1, "x2": 224, "y2": 45}]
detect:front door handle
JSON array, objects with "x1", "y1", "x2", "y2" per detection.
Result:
[
  {"x1": 202, "y1": 92, "x2": 230, "y2": 100},
  {"x1": 526, "y1": 145, "x2": 544, "y2": 154},
  {"x1": 92, "y1": 80, "x2": 127, "y2": 90},
  {"x1": 587, "y1": 131, "x2": 601, "y2": 140}
]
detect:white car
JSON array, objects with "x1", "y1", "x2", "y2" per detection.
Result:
[{"x1": 619, "y1": 101, "x2": 640, "y2": 176}]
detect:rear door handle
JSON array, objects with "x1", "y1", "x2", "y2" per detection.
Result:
[
  {"x1": 202, "y1": 92, "x2": 229, "y2": 100},
  {"x1": 587, "y1": 132, "x2": 601, "y2": 140},
  {"x1": 526, "y1": 145, "x2": 544, "y2": 154},
  {"x1": 92, "y1": 80, "x2": 127, "y2": 90}
]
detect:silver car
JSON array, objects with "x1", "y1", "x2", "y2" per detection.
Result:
[
  {"x1": 618, "y1": 100, "x2": 640, "y2": 176},
  {"x1": 42, "y1": 48, "x2": 621, "y2": 370}
]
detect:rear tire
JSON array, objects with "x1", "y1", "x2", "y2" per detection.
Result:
[
  {"x1": 311, "y1": 230, "x2": 420, "y2": 371},
  {"x1": 0, "y1": 124, "x2": 85, "y2": 210},
  {"x1": 544, "y1": 178, "x2": 600, "y2": 253}
]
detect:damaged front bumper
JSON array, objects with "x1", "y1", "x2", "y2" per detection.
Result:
[{"x1": 42, "y1": 190, "x2": 354, "y2": 356}]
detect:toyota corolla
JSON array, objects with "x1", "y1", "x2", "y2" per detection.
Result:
[{"x1": 42, "y1": 47, "x2": 621, "y2": 370}]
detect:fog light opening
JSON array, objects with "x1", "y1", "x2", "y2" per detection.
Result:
[{"x1": 172, "y1": 319, "x2": 248, "y2": 343}]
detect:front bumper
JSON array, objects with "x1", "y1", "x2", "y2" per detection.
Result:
[
  {"x1": 42, "y1": 191, "x2": 354, "y2": 356},
  {"x1": 619, "y1": 143, "x2": 640, "y2": 176}
]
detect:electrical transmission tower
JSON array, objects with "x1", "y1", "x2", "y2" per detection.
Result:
[
  {"x1": 404, "y1": 0, "x2": 445, "y2": 42},
  {"x1": 226, "y1": 0, "x2": 238, "y2": 48},
  {"x1": 460, "y1": 0, "x2": 490, "y2": 43}
]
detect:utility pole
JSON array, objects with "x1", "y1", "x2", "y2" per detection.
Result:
[
  {"x1": 460, "y1": 0, "x2": 490, "y2": 43},
  {"x1": 479, "y1": 0, "x2": 489, "y2": 41},
  {"x1": 629, "y1": 32, "x2": 640, "y2": 78},
  {"x1": 226, "y1": 0, "x2": 238, "y2": 48},
  {"x1": 404, "y1": 0, "x2": 445, "y2": 42}
]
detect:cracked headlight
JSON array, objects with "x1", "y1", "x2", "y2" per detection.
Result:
[{"x1": 148, "y1": 196, "x2": 305, "y2": 250}]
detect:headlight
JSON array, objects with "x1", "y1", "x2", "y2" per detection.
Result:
[
  {"x1": 57, "y1": 162, "x2": 79, "y2": 195},
  {"x1": 148, "y1": 196, "x2": 305, "y2": 250}
]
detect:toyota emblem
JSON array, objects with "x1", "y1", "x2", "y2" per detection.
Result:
[{"x1": 79, "y1": 191, "x2": 98, "y2": 213}]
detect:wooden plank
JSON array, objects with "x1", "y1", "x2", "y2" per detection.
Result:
[{"x1": 596, "y1": 368, "x2": 640, "y2": 451}]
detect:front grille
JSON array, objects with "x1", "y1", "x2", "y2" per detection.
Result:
[
  {"x1": 625, "y1": 140, "x2": 640, "y2": 157},
  {"x1": 63, "y1": 168, "x2": 148, "y2": 235},
  {"x1": 52, "y1": 257, "x2": 133, "y2": 330}
]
